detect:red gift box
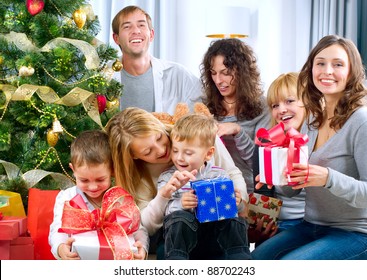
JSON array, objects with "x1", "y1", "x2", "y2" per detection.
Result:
[
  {"x1": 0, "y1": 216, "x2": 33, "y2": 260},
  {"x1": 0, "y1": 236, "x2": 34, "y2": 260},
  {"x1": 0, "y1": 217, "x2": 28, "y2": 240}
]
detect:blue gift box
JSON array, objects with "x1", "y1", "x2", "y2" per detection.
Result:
[{"x1": 190, "y1": 178, "x2": 238, "y2": 223}]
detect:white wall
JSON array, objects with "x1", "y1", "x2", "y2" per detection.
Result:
[{"x1": 157, "y1": 0, "x2": 311, "y2": 93}]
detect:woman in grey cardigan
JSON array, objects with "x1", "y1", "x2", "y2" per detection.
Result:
[
  {"x1": 200, "y1": 38, "x2": 270, "y2": 194},
  {"x1": 252, "y1": 35, "x2": 367, "y2": 260}
]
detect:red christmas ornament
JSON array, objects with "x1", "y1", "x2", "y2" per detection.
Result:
[
  {"x1": 96, "y1": 94, "x2": 107, "y2": 114},
  {"x1": 26, "y1": 0, "x2": 45, "y2": 16}
]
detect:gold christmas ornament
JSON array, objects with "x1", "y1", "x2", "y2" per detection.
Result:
[
  {"x1": 106, "y1": 99, "x2": 120, "y2": 110},
  {"x1": 47, "y1": 129, "x2": 59, "y2": 147},
  {"x1": 18, "y1": 66, "x2": 35, "y2": 77},
  {"x1": 52, "y1": 118, "x2": 63, "y2": 133},
  {"x1": 0, "y1": 56, "x2": 3, "y2": 65},
  {"x1": 73, "y1": 9, "x2": 87, "y2": 29},
  {"x1": 112, "y1": 59, "x2": 123, "y2": 72}
]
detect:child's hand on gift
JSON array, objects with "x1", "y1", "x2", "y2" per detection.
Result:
[
  {"x1": 133, "y1": 241, "x2": 146, "y2": 260},
  {"x1": 238, "y1": 201, "x2": 249, "y2": 219},
  {"x1": 181, "y1": 190, "x2": 198, "y2": 210},
  {"x1": 234, "y1": 189, "x2": 242, "y2": 206},
  {"x1": 159, "y1": 170, "x2": 197, "y2": 199},
  {"x1": 57, "y1": 237, "x2": 80, "y2": 260},
  {"x1": 234, "y1": 188, "x2": 247, "y2": 214}
]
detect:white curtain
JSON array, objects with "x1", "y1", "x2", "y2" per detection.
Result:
[{"x1": 310, "y1": 0, "x2": 358, "y2": 49}]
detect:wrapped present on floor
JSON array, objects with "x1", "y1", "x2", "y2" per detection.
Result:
[
  {"x1": 0, "y1": 236, "x2": 34, "y2": 260},
  {"x1": 0, "y1": 190, "x2": 26, "y2": 217},
  {"x1": 248, "y1": 193, "x2": 283, "y2": 229},
  {"x1": 0, "y1": 216, "x2": 34, "y2": 260},
  {"x1": 59, "y1": 186, "x2": 141, "y2": 260},
  {"x1": 255, "y1": 123, "x2": 309, "y2": 186},
  {"x1": 0, "y1": 216, "x2": 28, "y2": 240},
  {"x1": 191, "y1": 178, "x2": 238, "y2": 223}
]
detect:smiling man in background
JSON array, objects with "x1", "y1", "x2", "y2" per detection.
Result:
[{"x1": 112, "y1": 5, "x2": 203, "y2": 114}]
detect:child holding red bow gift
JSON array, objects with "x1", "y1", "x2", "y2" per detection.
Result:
[
  {"x1": 48, "y1": 130, "x2": 148, "y2": 260},
  {"x1": 250, "y1": 72, "x2": 309, "y2": 245}
]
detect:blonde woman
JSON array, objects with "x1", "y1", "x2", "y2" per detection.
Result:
[
  {"x1": 250, "y1": 72, "x2": 307, "y2": 245},
  {"x1": 105, "y1": 108, "x2": 248, "y2": 252}
]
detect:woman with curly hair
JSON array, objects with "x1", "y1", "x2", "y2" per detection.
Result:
[
  {"x1": 200, "y1": 38, "x2": 270, "y2": 193},
  {"x1": 252, "y1": 35, "x2": 367, "y2": 259}
]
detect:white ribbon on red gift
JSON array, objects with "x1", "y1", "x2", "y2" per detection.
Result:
[
  {"x1": 255, "y1": 123, "x2": 309, "y2": 185},
  {"x1": 58, "y1": 186, "x2": 140, "y2": 260}
]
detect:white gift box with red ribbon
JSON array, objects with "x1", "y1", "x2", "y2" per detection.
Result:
[
  {"x1": 259, "y1": 145, "x2": 308, "y2": 186},
  {"x1": 59, "y1": 186, "x2": 142, "y2": 260},
  {"x1": 255, "y1": 123, "x2": 309, "y2": 186},
  {"x1": 72, "y1": 231, "x2": 137, "y2": 260}
]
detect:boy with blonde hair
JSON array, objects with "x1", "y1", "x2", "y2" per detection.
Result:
[{"x1": 157, "y1": 114, "x2": 251, "y2": 260}]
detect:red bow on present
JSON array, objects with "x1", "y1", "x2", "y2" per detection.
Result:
[
  {"x1": 59, "y1": 186, "x2": 141, "y2": 260},
  {"x1": 255, "y1": 123, "x2": 309, "y2": 182}
]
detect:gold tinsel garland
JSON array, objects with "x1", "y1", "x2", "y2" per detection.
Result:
[
  {"x1": 0, "y1": 83, "x2": 103, "y2": 128},
  {"x1": 2, "y1": 32, "x2": 100, "y2": 70},
  {"x1": 0, "y1": 159, "x2": 74, "y2": 189}
]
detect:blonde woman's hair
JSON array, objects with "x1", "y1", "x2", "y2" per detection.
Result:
[
  {"x1": 171, "y1": 114, "x2": 217, "y2": 148},
  {"x1": 267, "y1": 72, "x2": 302, "y2": 127},
  {"x1": 105, "y1": 107, "x2": 170, "y2": 204}
]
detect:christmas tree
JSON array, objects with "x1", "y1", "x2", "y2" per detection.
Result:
[{"x1": 0, "y1": 0, "x2": 123, "y2": 197}]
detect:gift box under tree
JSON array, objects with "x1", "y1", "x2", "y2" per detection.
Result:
[
  {"x1": 0, "y1": 190, "x2": 26, "y2": 218},
  {"x1": 0, "y1": 216, "x2": 34, "y2": 260},
  {"x1": 191, "y1": 178, "x2": 238, "y2": 223},
  {"x1": 255, "y1": 123, "x2": 309, "y2": 186}
]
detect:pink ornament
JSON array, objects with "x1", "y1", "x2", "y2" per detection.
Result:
[{"x1": 26, "y1": 0, "x2": 45, "y2": 16}]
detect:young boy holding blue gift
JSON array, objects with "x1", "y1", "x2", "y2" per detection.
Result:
[{"x1": 157, "y1": 114, "x2": 251, "y2": 260}]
